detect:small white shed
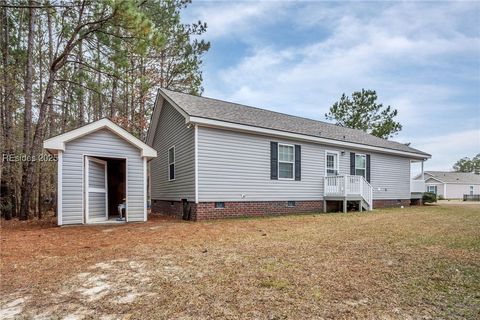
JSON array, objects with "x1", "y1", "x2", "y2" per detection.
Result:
[{"x1": 44, "y1": 118, "x2": 157, "y2": 226}]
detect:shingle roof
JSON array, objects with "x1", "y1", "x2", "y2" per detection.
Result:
[
  {"x1": 425, "y1": 171, "x2": 480, "y2": 184},
  {"x1": 160, "y1": 88, "x2": 430, "y2": 157}
]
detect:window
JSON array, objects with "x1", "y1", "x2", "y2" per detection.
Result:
[
  {"x1": 326, "y1": 151, "x2": 339, "y2": 176},
  {"x1": 215, "y1": 202, "x2": 225, "y2": 209},
  {"x1": 287, "y1": 201, "x2": 296, "y2": 207},
  {"x1": 168, "y1": 146, "x2": 175, "y2": 181},
  {"x1": 427, "y1": 185, "x2": 437, "y2": 194},
  {"x1": 278, "y1": 144, "x2": 294, "y2": 179},
  {"x1": 470, "y1": 186, "x2": 474, "y2": 196},
  {"x1": 355, "y1": 154, "x2": 366, "y2": 178}
]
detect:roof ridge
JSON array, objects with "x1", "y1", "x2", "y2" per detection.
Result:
[
  {"x1": 159, "y1": 88, "x2": 429, "y2": 157},
  {"x1": 160, "y1": 88, "x2": 411, "y2": 147},
  {"x1": 161, "y1": 88, "x2": 339, "y2": 126},
  {"x1": 427, "y1": 171, "x2": 476, "y2": 174}
]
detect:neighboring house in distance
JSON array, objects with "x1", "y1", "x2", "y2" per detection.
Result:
[
  {"x1": 414, "y1": 171, "x2": 480, "y2": 199},
  {"x1": 147, "y1": 89, "x2": 431, "y2": 220}
]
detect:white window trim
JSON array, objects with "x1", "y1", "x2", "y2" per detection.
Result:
[
  {"x1": 427, "y1": 185, "x2": 438, "y2": 194},
  {"x1": 278, "y1": 143, "x2": 295, "y2": 180},
  {"x1": 355, "y1": 153, "x2": 367, "y2": 178},
  {"x1": 325, "y1": 150, "x2": 340, "y2": 176},
  {"x1": 470, "y1": 185, "x2": 474, "y2": 195},
  {"x1": 168, "y1": 146, "x2": 175, "y2": 181}
]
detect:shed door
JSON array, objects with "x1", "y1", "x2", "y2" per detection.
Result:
[{"x1": 85, "y1": 156, "x2": 108, "y2": 222}]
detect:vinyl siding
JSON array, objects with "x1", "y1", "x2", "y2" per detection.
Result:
[
  {"x1": 62, "y1": 129, "x2": 145, "y2": 225},
  {"x1": 197, "y1": 126, "x2": 413, "y2": 202},
  {"x1": 88, "y1": 192, "x2": 106, "y2": 219},
  {"x1": 150, "y1": 101, "x2": 195, "y2": 201},
  {"x1": 445, "y1": 183, "x2": 480, "y2": 199},
  {"x1": 424, "y1": 178, "x2": 445, "y2": 197}
]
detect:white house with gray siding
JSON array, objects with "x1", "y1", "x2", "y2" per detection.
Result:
[
  {"x1": 44, "y1": 118, "x2": 157, "y2": 226},
  {"x1": 414, "y1": 171, "x2": 480, "y2": 199},
  {"x1": 147, "y1": 89, "x2": 431, "y2": 220}
]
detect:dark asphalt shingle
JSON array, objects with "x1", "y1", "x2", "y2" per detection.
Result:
[
  {"x1": 161, "y1": 88, "x2": 430, "y2": 157},
  {"x1": 425, "y1": 171, "x2": 480, "y2": 184}
]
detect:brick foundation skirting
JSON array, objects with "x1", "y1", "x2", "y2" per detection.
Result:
[
  {"x1": 151, "y1": 200, "x2": 184, "y2": 219},
  {"x1": 151, "y1": 199, "x2": 324, "y2": 221},
  {"x1": 194, "y1": 200, "x2": 324, "y2": 220},
  {"x1": 152, "y1": 198, "x2": 414, "y2": 221},
  {"x1": 373, "y1": 199, "x2": 411, "y2": 208}
]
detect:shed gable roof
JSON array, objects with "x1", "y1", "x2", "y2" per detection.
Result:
[
  {"x1": 44, "y1": 118, "x2": 157, "y2": 158},
  {"x1": 150, "y1": 88, "x2": 430, "y2": 159}
]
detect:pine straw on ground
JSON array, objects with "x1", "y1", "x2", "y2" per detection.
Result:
[{"x1": 1, "y1": 204, "x2": 479, "y2": 319}]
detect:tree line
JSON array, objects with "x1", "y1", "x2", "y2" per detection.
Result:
[
  {"x1": 0, "y1": 0, "x2": 209, "y2": 220},
  {"x1": 453, "y1": 154, "x2": 480, "y2": 174}
]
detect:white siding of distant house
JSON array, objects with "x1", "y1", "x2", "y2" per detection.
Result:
[
  {"x1": 197, "y1": 126, "x2": 413, "y2": 202},
  {"x1": 62, "y1": 129, "x2": 145, "y2": 225},
  {"x1": 445, "y1": 184, "x2": 480, "y2": 199},
  {"x1": 424, "y1": 177, "x2": 445, "y2": 197}
]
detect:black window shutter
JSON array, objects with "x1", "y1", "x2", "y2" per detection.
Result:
[
  {"x1": 295, "y1": 145, "x2": 301, "y2": 181},
  {"x1": 366, "y1": 154, "x2": 371, "y2": 183},
  {"x1": 350, "y1": 152, "x2": 356, "y2": 175},
  {"x1": 270, "y1": 142, "x2": 278, "y2": 180}
]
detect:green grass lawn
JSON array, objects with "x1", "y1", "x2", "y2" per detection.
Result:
[{"x1": 1, "y1": 203, "x2": 479, "y2": 319}]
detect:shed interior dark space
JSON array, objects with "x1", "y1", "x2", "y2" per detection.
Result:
[{"x1": 98, "y1": 157, "x2": 126, "y2": 220}]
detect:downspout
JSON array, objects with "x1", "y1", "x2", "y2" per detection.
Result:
[{"x1": 194, "y1": 124, "x2": 199, "y2": 204}]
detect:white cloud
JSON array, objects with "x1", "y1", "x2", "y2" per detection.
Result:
[
  {"x1": 409, "y1": 129, "x2": 480, "y2": 172},
  {"x1": 193, "y1": 1, "x2": 479, "y2": 169},
  {"x1": 183, "y1": 1, "x2": 287, "y2": 39}
]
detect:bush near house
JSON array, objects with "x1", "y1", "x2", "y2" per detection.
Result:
[{"x1": 422, "y1": 192, "x2": 438, "y2": 204}]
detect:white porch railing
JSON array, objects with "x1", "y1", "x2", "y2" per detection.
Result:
[{"x1": 324, "y1": 175, "x2": 373, "y2": 210}]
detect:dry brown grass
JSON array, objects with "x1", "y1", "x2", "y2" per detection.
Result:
[{"x1": 1, "y1": 203, "x2": 479, "y2": 319}]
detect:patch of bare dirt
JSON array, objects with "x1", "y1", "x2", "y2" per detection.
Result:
[{"x1": 1, "y1": 206, "x2": 479, "y2": 319}]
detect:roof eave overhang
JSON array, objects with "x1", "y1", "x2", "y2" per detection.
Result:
[
  {"x1": 146, "y1": 89, "x2": 192, "y2": 146},
  {"x1": 44, "y1": 118, "x2": 157, "y2": 159},
  {"x1": 189, "y1": 116, "x2": 431, "y2": 160},
  {"x1": 425, "y1": 177, "x2": 446, "y2": 183}
]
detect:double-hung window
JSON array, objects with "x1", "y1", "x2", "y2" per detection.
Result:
[
  {"x1": 427, "y1": 185, "x2": 437, "y2": 194},
  {"x1": 355, "y1": 154, "x2": 366, "y2": 178},
  {"x1": 168, "y1": 146, "x2": 175, "y2": 181},
  {"x1": 326, "y1": 152, "x2": 339, "y2": 176},
  {"x1": 470, "y1": 186, "x2": 474, "y2": 196},
  {"x1": 278, "y1": 144, "x2": 294, "y2": 179}
]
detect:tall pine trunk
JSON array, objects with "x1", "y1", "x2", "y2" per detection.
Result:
[
  {"x1": 19, "y1": 70, "x2": 56, "y2": 220},
  {"x1": 19, "y1": 1, "x2": 35, "y2": 220},
  {"x1": 0, "y1": 0, "x2": 12, "y2": 219},
  {"x1": 78, "y1": 40, "x2": 85, "y2": 125}
]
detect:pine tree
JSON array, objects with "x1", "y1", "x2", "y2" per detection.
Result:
[{"x1": 325, "y1": 89, "x2": 402, "y2": 139}]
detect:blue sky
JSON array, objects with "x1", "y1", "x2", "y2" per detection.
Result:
[{"x1": 182, "y1": 1, "x2": 480, "y2": 172}]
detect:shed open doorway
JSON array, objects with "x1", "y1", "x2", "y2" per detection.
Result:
[
  {"x1": 44, "y1": 118, "x2": 156, "y2": 226},
  {"x1": 85, "y1": 156, "x2": 126, "y2": 223}
]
